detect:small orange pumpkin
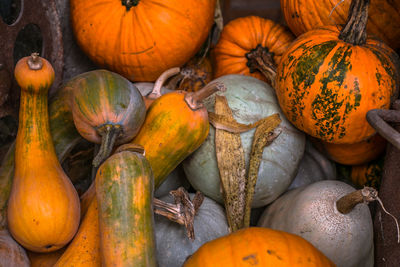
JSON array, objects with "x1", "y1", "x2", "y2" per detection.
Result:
[
  {"x1": 7, "y1": 54, "x2": 80, "y2": 252},
  {"x1": 212, "y1": 16, "x2": 295, "y2": 83},
  {"x1": 311, "y1": 134, "x2": 387, "y2": 165}
]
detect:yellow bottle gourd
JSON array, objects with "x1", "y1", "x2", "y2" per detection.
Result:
[{"x1": 7, "y1": 53, "x2": 81, "y2": 252}]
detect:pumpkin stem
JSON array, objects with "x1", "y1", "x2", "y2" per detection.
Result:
[
  {"x1": 336, "y1": 186, "x2": 377, "y2": 214},
  {"x1": 338, "y1": 0, "x2": 369, "y2": 45},
  {"x1": 92, "y1": 124, "x2": 122, "y2": 167},
  {"x1": 153, "y1": 187, "x2": 204, "y2": 241},
  {"x1": 184, "y1": 81, "x2": 226, "y2": 110},
  {"x1": 121, "y1": 0, "x2": 139, "y2": 11},
  {"x1": 147, "y1": 67, "x2": 181, "y2": 100},
  {"x1": 27, "y1": 52, "x2": 43, "y2": 70},
  {"x1": 245, "y1": 44, "x2": 277, "y2": 88}
]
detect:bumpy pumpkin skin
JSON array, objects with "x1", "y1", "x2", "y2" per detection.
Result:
[
  {"x1": 7, "y1": 56, "x2": 81, "y2": 252},
  {"x1": 70, "y1": 0, "x2": 216, "y2": 81},
  {"x1": 54, "y1": 197, "x2": 100, "y2": 267},
  {"x1": 313, "y1": 134, "x2": 387, "y2": 165},
  {"x1": 184, "y1": 227, "x2": 335, "y2": 267},
  {"x1": 281, "y1": 0, "x2": 400, "y2": 49},
  {"x1": 183, "y1": 75, "x2": 305, "y2": 208},
  {"x1": 155, "y1": 194, "x2": 229, "y2": 267},
  {"x1": 258, "y1": 180, "x2": 374, "y2": 267},
  {"x1": 131, "y1": 91, "x2": 210, "y2": 189},
  {"x1": 96, "y1": 151, "x2": 156, "y2": 267},
  {"x1": 213, "y1": 16, "x2": 295, "y2": 82},
  {"x1": 68, "y1": 70, "x2": 146, "y2": 144},
  {"x1": 276, "y1": 26, "x2": 399, "y2": 144}
]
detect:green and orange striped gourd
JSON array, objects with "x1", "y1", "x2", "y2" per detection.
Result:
[
  {"x1": 7, "y1": 53, "x2": 81, "y2": 252},
  {"x1": 129, "y1": 81, "x2": 225, "y2": 188},
  {"x1": 67, "y1": 69, "x2": 146, "y2": 167},
  {"x1": 96, "y1": 146, "x2": 156, "y2": 266},
  {"x1": 275, "y1": 0, "x2": 400, "y2": 144}
]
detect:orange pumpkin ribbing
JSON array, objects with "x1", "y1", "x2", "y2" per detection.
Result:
[
  {"x1": 213, "y1": 16, "x2": 295, "y2": 82},
  {"x1": 70, "y1": 0, "x2": 216, "y2": 81},
  {"x1": 184, "y1": 227, "x2": 335, "y2": 266}
]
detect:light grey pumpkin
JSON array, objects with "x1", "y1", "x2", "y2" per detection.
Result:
[
  {"x1": 155, "y1": 164, "x2": 190, "y2": 198},
  {"x1": 0, "y1": 230, "x2": 30, "y2": 267},
  {"x1": 288, "y1": 140, "x2": 336, "y2": 190},
  {"x1": 183, "y1": 74, "x2": 306, "y2": 208},
  {"x1": 155, "y1": 194, "x2": 229, "y2": 267},
  {"x1": 258, "y1": 180, "x2": 373, "y2": 267}
]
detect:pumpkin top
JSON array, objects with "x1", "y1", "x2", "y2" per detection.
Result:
[{"x1": 14, "y1": 53, "x2": 55, "y2": 94}]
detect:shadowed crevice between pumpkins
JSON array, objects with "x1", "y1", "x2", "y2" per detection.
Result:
[{"x1": 209, "y1": 95, "x2": 282, "y2": 231}]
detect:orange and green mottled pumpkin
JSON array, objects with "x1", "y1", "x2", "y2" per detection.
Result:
[
  {"x1": 129, "y1": 81, "x2": 224, "y2": 188},
  {"x1": 213, "y1": 16, "x2": 295, "y2": 83},
  {"x1": 70, "y1": 0, "x2": 216, "y2": 82},
  {"x1": 96, "y1": 149, "x2": 156, "y2": 266},
  {"x1": 184, "y1": 227, "x2": 335, "y2": 267},
  {"x1": 281, "y1": 0, "x2": 400, "y2": 50},
  {"x1": 275, "y1": 0, "x2": 400, "y2": 144},
  {"x1": 7, "y1": 54, "x2": 80, "y2": 252},
  {"x1": 350, "y1": 158, "x2": 383, "y2": 189}
]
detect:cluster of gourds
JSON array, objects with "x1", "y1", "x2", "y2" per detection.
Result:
[{"x1": 0, "y1": 0, "x2": 399, "y2": 266}]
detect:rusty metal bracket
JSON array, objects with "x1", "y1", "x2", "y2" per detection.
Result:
[
  {"x1": 0, "y1": 0, "x2": 63, "y2": 118},
  {"x1": 367, "y1": 100, "x2": 400, "y2": 151}
]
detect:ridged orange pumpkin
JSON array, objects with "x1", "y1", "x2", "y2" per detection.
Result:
[
  {"x1": 70, "y1": 0, "x2": 216, "y2": 81},
  {"x1": 7, "y1": 54, "x2": 80, "y2": 252},
  {"x1": 184, "y1": 227, "x2": 335, "y2": 266},
  {"x1": 276, "y1": 0, "x2": 400, "y2": 144},
  {"x1": 281, "y1": 0, "x2": 400, "y2": 49},
  {"x1": 213, "y1": 16, "x2": 295, "y2": 83},
  {"x1": 130, "y1": 81, "x2": 225, "y2": 188},
  {"x1": 96, "y1": 149, "x2": 156, "y2": 266},
  {"x1": 312, "y1": 134, "x2": 387, "y2": 165}
]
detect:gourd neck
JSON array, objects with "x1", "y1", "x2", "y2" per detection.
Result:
[
  {"x1": 121, "y1": 0, "x2": 139, "y2": 11},
  {"x1": 336, "y1": 187, "x2": 377, "y2": 214},
  {"x1": 92, "y1": 124, "x2": 123, "y2": 168},
  {"x1": 245, "y1": 44, "x2": 277, "y2": 88},
  {"x1": 16, "y1": 89, "x2": 54, "y2": 161},
  {"x1": 338, "y1": 0, "x2": 369, "y2": 45}
]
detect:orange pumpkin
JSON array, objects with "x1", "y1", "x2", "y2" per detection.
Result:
[
  {"x1": 7, "y1": 54, "x2": 80, "y2": 252},
  {"x1": 350, "y1": 158, "x2": 383, "y2": 189},
  {"x1": 281, "y1": 0, "x2": 400, "y2": 50},
  {"x1": 275, "y1": 0, "x2": 399, "y2": 144},
  {"x1": 312, "y1": 134, "x2": 387, "y2": 165},
  {"x1": 212, "y1": 16, "x2": 295, "y2": 83},
  {"x1": 184, "y1": 227, "x2": 335, "y2": 266},
  {"x1": 70, "y1": 0, "x2": 216, "y2": 81},
  {"x1": 54, "y1": 197, "x2": 100, "y2": 267}
]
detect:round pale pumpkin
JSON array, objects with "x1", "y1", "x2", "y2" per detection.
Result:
[
  {"x1": 155, "y1": 194, "x2": 229, "y2": 267},
  {"x1": 70, "y1": 0, "x2": 216, "y2": 81},
  {"x1": 288, "y1": 140, "x2": 336, "y2": 190},
  {"x1": 183, "y1": 75, "x2": 305, "y2": 208},
  {"x1": 258, "y1": 180, "x2": 374, "y2": 267},
  {"x1": 281, "y1": 0, "x2": 400, "y2": 50}
]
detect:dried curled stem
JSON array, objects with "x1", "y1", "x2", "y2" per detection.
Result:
[{"x1": 153, "y1": 187, "x2": 204, "y2": 241}]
